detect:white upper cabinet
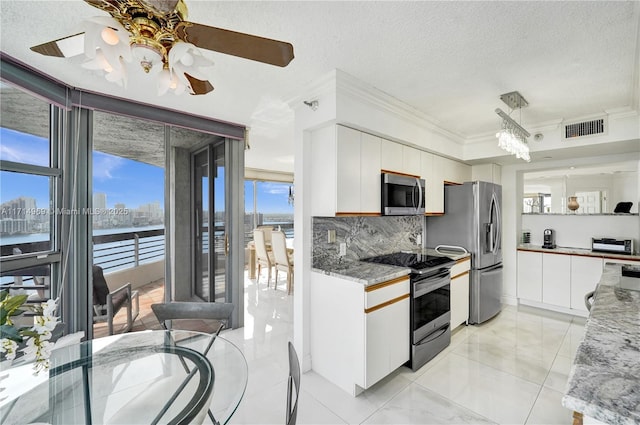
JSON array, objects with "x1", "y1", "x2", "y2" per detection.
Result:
[
  {"x1": 402, "y1": 145, "x2": 422, "y2": 177},
  {"x1": 472, "y1": 163, "x2": 502, "y2": 184},
  {"x1": 442, "y1": 157, "x2": 471, "y2": 185},
  {"x1": 360, "y1": 132, "x2": 382, "y2": 213},
  {"x1": 421, "y1": 151, "x2": 445, "y2": 214},
  {"x1": 336, "y1": 126, "x2": 362, "y2": 213},
  {"x1": 380, "y1": 139, "x2": 403, "y2": 173}
]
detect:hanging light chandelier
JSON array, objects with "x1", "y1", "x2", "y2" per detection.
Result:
[{"x1": 495, "y1": 91, "x2": 531, "y2": 162}]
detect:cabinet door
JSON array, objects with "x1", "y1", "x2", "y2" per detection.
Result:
[
  {"x1": 365, "y1": 297, "x2": 409, "y2": 388},
  {"x1": 442, "y1": 157, "x2": 471, "y2": 185},
  {"x1": 517, "y1": 251, "x2": 543, "y2": 302},
  {"x1": 422, "y1": 152, "x2": 444, "y2": 214},
  {"x1": 542, "y1": 253, "x2": 571, "y2": 308},
  {"x1": 336, "y1": 126, "x2": 361, "y2": 213},
  {"x1": 570, "y1": 256, "x2": 603, "y2": 312},
  {"x1": 380, "y1": 139, "x2": 403, "y2": 173},
  {"x1": 450, "y1": 271, "x2": 470, "y2": 329},
  {"x1": 360, "y1": 132, "x2": 382, "y2": 213},
  {"x1": 402, "y1": 145, "x2": 421, "y2": 177}
]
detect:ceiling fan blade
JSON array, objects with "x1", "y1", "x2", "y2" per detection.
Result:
[
  {"x1": 176, "y1": 22, "x2": 294, "y2": 67},
  {"x1": 31, "y1": 33, "x2": 85, "y2": 58},
  {"x1": 185, "y1": 73, "x2": 214, "y2": 95}
]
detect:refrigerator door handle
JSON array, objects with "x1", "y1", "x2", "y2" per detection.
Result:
[
  {"x1": 493, "y1": 192, "x2": 501, "y2": 254},
  {"x1": 489, "y1": 193, "x2": 500, "y2": 255}
]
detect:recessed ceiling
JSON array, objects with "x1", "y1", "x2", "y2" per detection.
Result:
[{"x1": 1, "y1": 1, "x2": 639, "y2": 172}]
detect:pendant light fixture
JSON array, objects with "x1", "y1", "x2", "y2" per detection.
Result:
[{"x1": 495, "y1": 91, "x2": 531, "y2": 162}]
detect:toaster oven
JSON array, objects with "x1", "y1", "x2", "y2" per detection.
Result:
[{"x1": 591, "y1": 238, "x2": 634, "y2": 255}]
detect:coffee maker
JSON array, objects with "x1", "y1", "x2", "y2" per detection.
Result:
[{"x1": 542, "y1": 229, "x2": 556, "y2": 249}]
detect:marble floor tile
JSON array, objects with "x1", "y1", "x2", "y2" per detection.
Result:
[
  {"x1": 415, "y1": 352, "x2": 542, "y2": 424},
  {"x1": 121, "y1": 274, "x2": 589, "y2": 425},
  {"x1": 362, "y1": 383, "x2": 496, "y2": 424},
  {"x1": 526, "y1": 387, "x2": 575, "y2": 425},
  {"x1": 451, "y1": 332, "x2": 555, "y2": 385},
  {"x1": 544, "y1": 354, "x2": 574, "y2": 393}
]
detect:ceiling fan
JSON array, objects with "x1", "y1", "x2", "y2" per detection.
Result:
[{"x1": 30, "y1": 0, "x2": 295, "y2": 95}]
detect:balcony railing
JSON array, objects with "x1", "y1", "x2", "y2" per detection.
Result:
[{"x1": 93, "y1": 228, "x2": 165, "y2": 273}]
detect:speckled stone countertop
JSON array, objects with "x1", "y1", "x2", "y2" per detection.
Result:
[
  {"x1": 311, "y1": 247, "x2": 468, "y2": 286},
  {"x1": 518, "y1": 244, "x2": 640, "y2": 261},
  {"x1": 311, "y1": 260, "x2": 411, "y2": 286},
  {"x1": 562, "y1": 262, "x2": 640, "y2": 425}
]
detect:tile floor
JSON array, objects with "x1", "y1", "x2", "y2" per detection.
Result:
[{"x1": 100, "y1": 273, "x2": 587, "y2": 425}]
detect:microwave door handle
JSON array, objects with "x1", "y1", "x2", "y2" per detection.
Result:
[
  {"x1": 411, "y1": 181, "x2": 417, "y2": 211},
  {"x1": 416, "y1": 178, "x2": 423, "y2": 213}
]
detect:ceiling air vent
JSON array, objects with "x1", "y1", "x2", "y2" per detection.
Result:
[{"x1": 563, "y1": 117, "x2": 606, "y2": 139}]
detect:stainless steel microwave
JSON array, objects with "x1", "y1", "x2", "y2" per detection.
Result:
[{"x1": 381, "y1": 173, "x2": 426, "y2": 215}]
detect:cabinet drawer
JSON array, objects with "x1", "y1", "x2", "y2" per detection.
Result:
[
  {"x1": 451, "y1": 258, "x2": 471, "y2": 278},
  {"x1": 365, "y1": 276, "x2": 410, "y2": 311}
]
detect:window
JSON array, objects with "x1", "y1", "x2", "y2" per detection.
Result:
[
  {"x1": 0, "y1": 82, "x2": 61, "y2": 307},
  {"x1": 244, "y1": 179, "x2": 294, "y2": 246}
]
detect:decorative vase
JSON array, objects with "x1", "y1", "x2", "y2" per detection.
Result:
[{"x1": 568, "y1": 196, "x2": 580, "y2": 212}]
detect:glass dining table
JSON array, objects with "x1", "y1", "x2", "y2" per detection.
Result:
[{"x1": 0, "y1": 330, "x2": 247, "y2": 425}]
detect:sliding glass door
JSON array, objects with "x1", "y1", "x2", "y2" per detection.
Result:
[{"x1": 193, "y1": 142, "x2": 227, "y2": 302}]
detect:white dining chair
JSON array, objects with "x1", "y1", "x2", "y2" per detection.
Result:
[
  {"x1": 254, "y1": 229, "x2": 275, "y2": 285},
  {"x1": 272, "y1": 230, "x2": 294, "y2": 294}
]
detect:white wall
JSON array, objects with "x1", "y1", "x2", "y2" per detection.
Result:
[{"x1": 521, "y1": 214, "x2": 639, "y2": 249}]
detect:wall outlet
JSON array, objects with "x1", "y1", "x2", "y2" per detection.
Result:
[
  {"x1": 327, "y1": 229, "x2": 336, "y2": 243},
  {"x1": 339, "y1": 242, "x2": 347, "y2": 256}
]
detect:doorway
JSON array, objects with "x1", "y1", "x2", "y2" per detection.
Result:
[{"x1": 193, "y1": 143, "x2": 228, "y2": 302}]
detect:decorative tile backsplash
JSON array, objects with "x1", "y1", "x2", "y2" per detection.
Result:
[{"x1": 312, "y1": 216, "x2": 423, "y2": 267}]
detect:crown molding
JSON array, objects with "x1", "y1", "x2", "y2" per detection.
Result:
[{"x1": 334, "y1": 70, "x2": 466, "y2": 144}]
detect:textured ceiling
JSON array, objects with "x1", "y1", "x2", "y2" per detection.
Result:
[{"x1": 1, "y1": 1, "x2": 639, "y2": 172}]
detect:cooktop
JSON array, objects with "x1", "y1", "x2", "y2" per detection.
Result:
[{"x1": 361, "y1": 252, "x2": 454, "y2": 273}]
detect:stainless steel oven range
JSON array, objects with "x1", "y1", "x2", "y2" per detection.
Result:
[{"x1": 362, "y1": 252, "x2": 455, "y2": 371}]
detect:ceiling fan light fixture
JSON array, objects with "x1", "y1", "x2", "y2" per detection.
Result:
[
  {"x1": 131, "y1": 43, "x2": 164, "y2": 74},
  {"x1": 100, "y1": 27, "x2": 120, "y2": 46},
  {"x1": 31, "y1": 0, "x2": 294, "y2": 95}
]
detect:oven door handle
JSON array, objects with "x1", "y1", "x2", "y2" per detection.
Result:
[
  {"x1": 416, "y1": 324, "x2": 449, "y2": 346},
  {"x1": 413, "y1": 271, "x2": 450, "y2": 297}
]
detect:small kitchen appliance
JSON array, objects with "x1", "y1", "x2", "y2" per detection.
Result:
[
  {"x1": 381, "y1": 172, "x2": 426, "y2": 216},
  {"x1": 591, "y1": 238, "x2": 633, "y2": 255},
  {"x1": 542, "y1": 229, "x2": 556, "y2": 249}
]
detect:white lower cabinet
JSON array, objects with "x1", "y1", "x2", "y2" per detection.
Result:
[
  {"x1": 517, "y1": 251, "x2": 542, "y2": 302},
  {"x1": 542, "y1": 253, "x2": 571, "y2": 308},
  {"x1": 570, "y1": 256, "x2": 603, "y2": 312},
  {"x1": 450, "y1": 258, "x2": 471, "y2": 329},
  {"x1": 516, "y1": 249, "x2": 640, "y2": 315},
  {"x1": 365, "y1": 296, "x2": 410, "y2": 386},
  {"x1": 310, "y1": 272, "x2": 410, "y2": 396}
]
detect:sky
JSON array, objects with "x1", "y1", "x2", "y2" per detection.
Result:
[{"x1": 1, "y1": 126, "x2": 293, "y2": 214}]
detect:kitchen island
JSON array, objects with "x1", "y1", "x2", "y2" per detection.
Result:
[{"x1": 562, "y1": 262, "x2": 640, "y2": 425}]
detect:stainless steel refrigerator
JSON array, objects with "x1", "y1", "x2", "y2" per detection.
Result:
[{"x1": 425, "y1": 181, "x2": 502, "y2": 324}]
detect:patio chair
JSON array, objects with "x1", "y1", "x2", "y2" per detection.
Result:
[
  {"x1": 92, "y1": 265, "x2": 139, "y2": 335},
  {"x1": 286, "y1": 341, "x2": 300, "y2": 425},
  {"x1": 272, "y1": 230, "x2": 294, "y2": 294},
  {"x1": 254, "y1": 229, "x2": 275, "y2": 285}
]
